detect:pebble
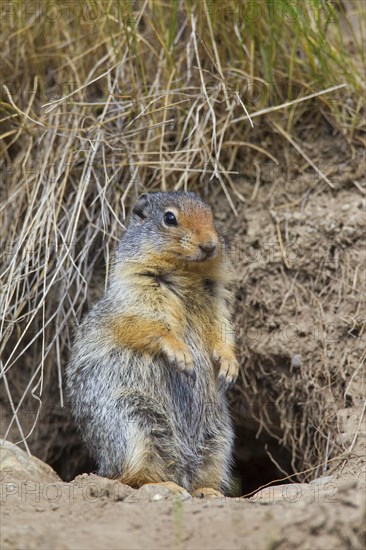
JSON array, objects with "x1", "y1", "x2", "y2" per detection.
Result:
[
  {"x1": 291, "y1": 354, "x2": 302, "y2": 368},
  {"x1": 309, "y1": 476, "x2": 334, "y2": 485}
]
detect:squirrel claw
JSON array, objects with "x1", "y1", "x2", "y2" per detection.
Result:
[
  {"x1": 217, "y1": 373, "x2": 237, "y2": 392},
  {"x1": 163, "y1": 341, "x2": 194, "y2": 379},
  {"x1": 226, "y1": 378, "x2": 237, "y2": 391},
  {"x1": 215, "y1": 354, "x2": 239, "y2": 392},
  {"x1": 217, "y1": 374, "x2": 227, "y2": 392}
]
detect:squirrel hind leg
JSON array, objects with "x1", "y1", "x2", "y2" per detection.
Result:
[
  {"x1": 193, "y1": 459, "x2": 231, "y2": 494},
  {"x1": 114, "y1": 392, "x2": 184, "y2": 488},
  {"x1": 192, "y1": 433, "x2": 234, "y2": 494},
  {"x1": 118, "y1": 428, "x2": 170, "y2": 488}
]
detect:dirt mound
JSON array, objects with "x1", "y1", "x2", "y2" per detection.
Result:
[{"x1": 1, "y1": 442, "x2": 365, "y2": 550}]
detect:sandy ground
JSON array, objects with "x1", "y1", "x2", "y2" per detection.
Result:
[{"x1": 1, "y1": 465, "x2": 365, "y2": 550}]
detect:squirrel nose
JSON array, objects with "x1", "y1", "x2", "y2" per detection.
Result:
[{"x1": 199, "y1": 241, "x2": 217, "y2": 256}]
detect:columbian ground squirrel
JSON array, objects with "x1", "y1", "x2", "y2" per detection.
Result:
[{"x1": 66, "y1": 191, "x2": 239, "y2": 493}]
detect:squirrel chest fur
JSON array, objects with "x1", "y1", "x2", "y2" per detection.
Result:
[{"x1": 66, "y1": 191, "x2": 239, "y2": 493}]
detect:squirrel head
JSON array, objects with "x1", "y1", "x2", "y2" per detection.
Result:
[{"x1": 118, "y1": 191, "x2": 222, "y2": 268}]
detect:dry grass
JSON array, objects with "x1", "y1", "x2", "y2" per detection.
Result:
[{"x1": 0, "y1": 0, "x2": 365, "y2": 483}]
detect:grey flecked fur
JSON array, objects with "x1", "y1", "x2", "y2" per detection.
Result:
[{"x1": 66, "y1": 191, "x2": 235, "y2": 493}]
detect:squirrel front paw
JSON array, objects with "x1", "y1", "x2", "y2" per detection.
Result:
[
  {"x1": 161, "y1": 338, "x2": 196, "y2": 383},
  {"x1": 213, "y1": 349, "x2": 239, "y2": 391}
]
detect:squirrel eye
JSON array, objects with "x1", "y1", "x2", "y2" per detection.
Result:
[{"x1": 164, "y1": 211, "x2": 178, "y2": 226}]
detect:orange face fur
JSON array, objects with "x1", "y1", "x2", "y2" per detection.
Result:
[
  {"x1": 160, "y1": 204, "x2": 220, "y2": 263},
  {"x1": 117, "y1": 193, "x2": 227, "y2": 278}
]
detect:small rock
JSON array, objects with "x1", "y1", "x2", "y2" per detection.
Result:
[
  {"x1": 136, "y1": 481, "x2": 191, "y2": 502},
  {"x1": 291, "y1": 354, "x2": 302, "y2": 368},
  {"x1": 310, "y1": 476, "x2": 334, "y2": 485},
  {"x1": 0, "y1": 440, "x2": 60, "y2": 483}
]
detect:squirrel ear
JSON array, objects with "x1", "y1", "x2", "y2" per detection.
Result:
[{"x1": 132, "y1": 193, "x2": 150, "y2": 220}]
